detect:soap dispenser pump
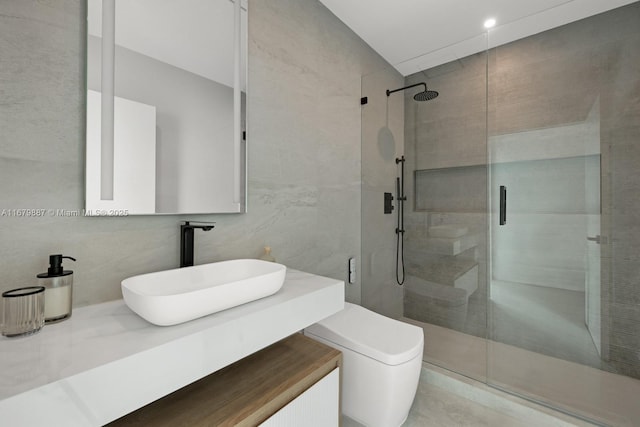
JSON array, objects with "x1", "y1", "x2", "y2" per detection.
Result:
[{"x1": 37, "y1": 254, "x2": 76, "y2": 323}]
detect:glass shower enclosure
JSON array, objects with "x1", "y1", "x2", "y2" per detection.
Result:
[{"x1": 361, "y1": 3, "x2": 640, "y2": 425}]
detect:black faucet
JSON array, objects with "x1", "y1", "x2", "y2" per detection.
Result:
[{"x1": 180, "y1": 221, "x2": 215, "y2": 268}]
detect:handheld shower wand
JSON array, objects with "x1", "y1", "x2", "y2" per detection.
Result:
[{"x1": 395, "y1": 156, "x2": 406, "y2": 285}]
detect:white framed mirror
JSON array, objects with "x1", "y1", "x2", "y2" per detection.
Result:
[{"x1": 86, "y1": 0, "x2": 247, "y2": 215}]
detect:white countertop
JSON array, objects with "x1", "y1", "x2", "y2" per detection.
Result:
[{"x1": 0, "y1": 269, "x2": 344, "y2": 426}]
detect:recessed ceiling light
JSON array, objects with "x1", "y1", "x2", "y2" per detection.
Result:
[{"x1": 484, "y1": 18, "x2": 496, "y2": 29}]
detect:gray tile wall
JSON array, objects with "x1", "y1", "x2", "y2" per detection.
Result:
[{"x1": 0, "y1": 0, "x2": 397, "y2": 308}]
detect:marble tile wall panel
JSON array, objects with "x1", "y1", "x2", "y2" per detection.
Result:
[
  {"x1": 406, "y1": 53, "x2": 488, "y2": 170},
  {"x1": 0, "y1": 0, "x2": 399, "y2": 308}
]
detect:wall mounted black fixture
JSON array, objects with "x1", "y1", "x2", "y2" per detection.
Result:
[
  {"x1": 395, "y1": 156, "x2": 406, "y2": 285},
  {"x1": 499, "y1": 186, "x2": 507, "y2": 226},
  {"x1": 386, "y1": 82, "x2": 439, "y2": 102},
  {"x1": 180, "y1": 221, "x2": 215, "y2": 268},
  {"x1": 384, "y1": 192, "x2": 394, "y2": 214}
]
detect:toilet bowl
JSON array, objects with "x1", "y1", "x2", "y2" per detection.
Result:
[{"x1": 304, "y1": 303, "x2": 423, "y2": 427}]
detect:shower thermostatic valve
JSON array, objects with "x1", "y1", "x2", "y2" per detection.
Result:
[{"x1": 384, "y1": 192, "x2": 394, "y2": 214}]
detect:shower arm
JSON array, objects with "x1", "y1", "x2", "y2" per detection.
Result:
[{"x1": 386, "y1": 83, "x2": 427, "y2": 97}]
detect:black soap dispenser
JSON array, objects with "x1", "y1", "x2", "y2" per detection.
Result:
[{"x1": 37, "y1": 254, "x2": 76, "y2": 323}]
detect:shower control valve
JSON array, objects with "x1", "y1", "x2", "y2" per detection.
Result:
[{"x1": 384, "y1": 192, "x2": 394, "y2": 214}]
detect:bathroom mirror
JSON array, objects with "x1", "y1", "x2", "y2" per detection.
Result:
[{"x1": 86, "y1": 0, "x2": 247, "y2": 215}]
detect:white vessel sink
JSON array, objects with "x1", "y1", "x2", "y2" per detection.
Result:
[{"x1": 121, "y1": 259, "x2": 287, "y2": 326}]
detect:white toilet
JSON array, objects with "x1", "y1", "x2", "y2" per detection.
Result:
[{"x1": 304, "y1": 303, "x2": 424, "y2": 427}]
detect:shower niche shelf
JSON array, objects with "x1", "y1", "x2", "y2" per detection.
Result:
[
  {"x1": 410, "y1": 257, "x2": 478, "y2": 291},
  {"x1": 422, "y1": 233, "x2": 480, "y2": 256},
  {"x1": 414, "y1": 165, "x2": 486, "y2": 213},
  {"x1": 404, "y1": 219, "x2": 480, "y2": 330}
]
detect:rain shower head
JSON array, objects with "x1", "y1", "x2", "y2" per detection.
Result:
[
  {"x1": 386, "y1": 82, "x2": 438, "y2": 102},
  {"x1": 413, "y1": 89, "x2": 439, "y2": 101}
]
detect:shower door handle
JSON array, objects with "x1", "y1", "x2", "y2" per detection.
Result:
[{"x1": 499, "y1": 186, "x2": 507, "y2": 226}]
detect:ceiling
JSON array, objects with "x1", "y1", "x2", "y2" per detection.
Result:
[{"x1": 318, "y1": 0, "x2": 639, "y2": 75}]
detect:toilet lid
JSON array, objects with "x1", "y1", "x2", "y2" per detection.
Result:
[{"x1": 305, "y1": 303, "x2": 424, "y2": 366}]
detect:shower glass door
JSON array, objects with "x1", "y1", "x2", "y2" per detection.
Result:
[
  {"x1": 402, "y1": 48, "x2": 490, "y2": 382},
  {"x1": 359, "y1": 36, "x2": 490, "y2": 383},
  {"x1": 488, "y1": 119, "x2": 602, "y2": 367},
  {"x1": 486, "y1": 6, "x2": 640, "y2": 423},
  {"x1": 487, "y1": 111, "x2": 604, "y2": 410},
  {"x1": 361, "y1": 4, "x2": 640, "y2": 424}
]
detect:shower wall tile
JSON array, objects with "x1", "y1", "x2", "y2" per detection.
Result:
[
  {"x1": 601, "y1": 16, "x2": 640, "y2": 379},
  {"x1": 406, "y1": 58, "x2": 488, "y2": 171},
  {"x1": 488, "y1": 49, "x2": 602, "y2": 136},
  {"x1": 0, "y1": 0, "x2": 398, "y2": 308},
  {"x1": 609, "y1": 262, "x2": 640, "y2": 306},
  {"x1": 609, "y1": 323, "x2": 640, "y2": 353},
  {"x1": 610, "y1": 329, "x2": 640, "y2": 373},
  {"x1": 609, "y1": 143, "x2": 640, "y2": 219}
]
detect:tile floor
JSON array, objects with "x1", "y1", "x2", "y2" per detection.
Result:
[
  {"x1": 401, "y1": 381, "x2": 540, "y2": 426},
  {"x1": 342, "y1": 364, "x2": 595, "y2": 427},
  {"x1": 343, "y1": 382, "x2": 531, "y2": 427}
]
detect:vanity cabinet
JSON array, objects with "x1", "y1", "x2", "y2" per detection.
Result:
[
  {"x1": 108, "y1": 333, "x2": 342, "y2": 426},
  {"x1": 262, "y1": 368, "x2": 340, "y2": 426}
]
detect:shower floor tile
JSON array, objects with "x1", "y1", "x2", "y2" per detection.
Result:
[
  {"x1": 490, "y1": 280, "x2": 603, "y2": 369},
  {"x1": 403, "y1": 319, "x2": 640, "y2": 426}
]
